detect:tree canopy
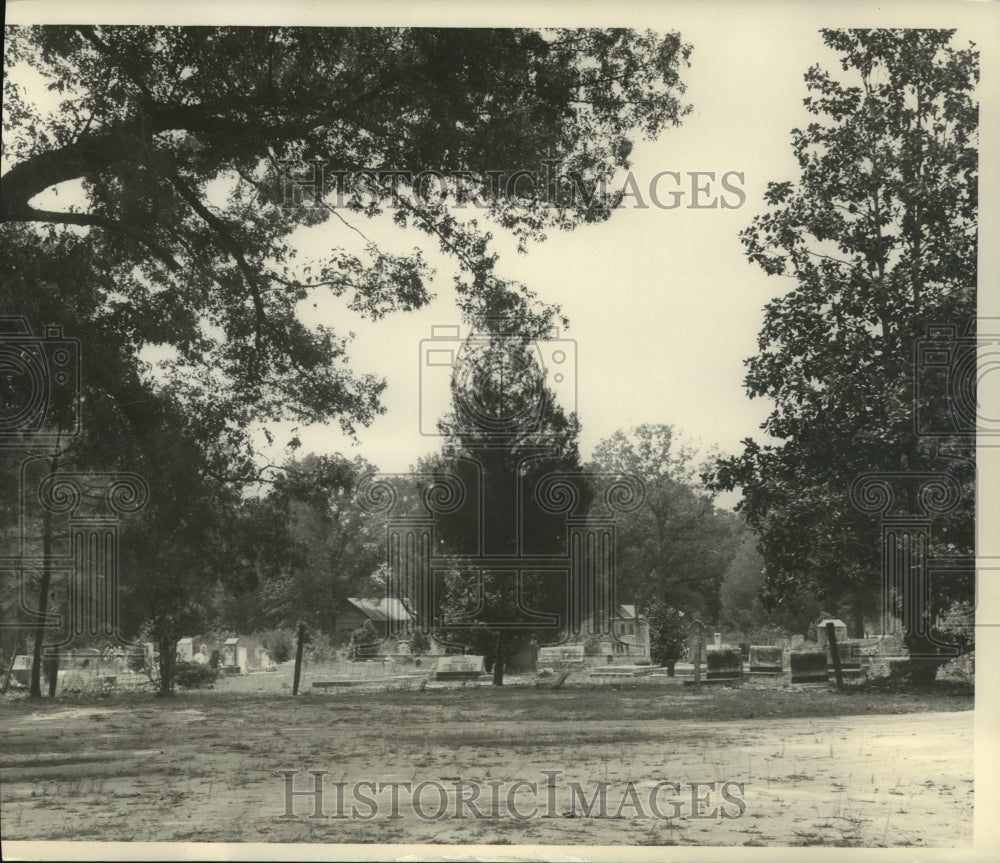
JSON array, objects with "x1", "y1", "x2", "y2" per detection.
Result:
[
  {"x1": 707, "y1": 29, "x2": 977, "y2": 668},
  {"x1": 591, "y1": 424, "x2": 738, "y2": 618},
  {"x1": 3, "y1": 26, "x2": 692, "y2": 468}
]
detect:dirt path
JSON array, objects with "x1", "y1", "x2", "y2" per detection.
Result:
[{"x1": 0, "y1": 695, "x2": 971, "y2": 847}]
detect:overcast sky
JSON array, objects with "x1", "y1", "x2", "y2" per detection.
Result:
[{"x1": 249, "y1": 20, "x2": 834, "y2": 486}]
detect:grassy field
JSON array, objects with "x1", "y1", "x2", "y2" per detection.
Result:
[{"x1": 0, "y1": 670, "x2": 974, "y2": 849}]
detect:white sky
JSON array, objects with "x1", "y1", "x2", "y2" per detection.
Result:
[{"x1": 248, "y1": 20, "x2": 829, "y2": 487}]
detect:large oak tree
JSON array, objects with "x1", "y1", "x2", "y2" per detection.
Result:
[{"x1": 3, "y1": 26, "x2": 692, "y2": 466}]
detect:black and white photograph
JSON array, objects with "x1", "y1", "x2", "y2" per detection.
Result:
[{"x1": 1, "y1": 2, "x2": 998, "y2": 860}]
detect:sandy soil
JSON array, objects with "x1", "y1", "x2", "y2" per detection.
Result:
[{"x1": 0, "y1": 672, "x2": 973, "y2": 848}]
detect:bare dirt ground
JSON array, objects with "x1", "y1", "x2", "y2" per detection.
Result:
[{"x1": 0, "y1": 667, "x2": 973, "y2": 848}]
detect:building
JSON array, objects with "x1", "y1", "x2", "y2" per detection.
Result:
[
  {"x1": 610, "y1": 604, "x2": 650, "y2": 658},
  {"x1": 332, "y1": 596, "x2": 414, "y2": 645}
]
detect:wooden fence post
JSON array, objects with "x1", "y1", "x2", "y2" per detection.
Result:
[{"x1": 826, "y1": 622, "x2": 844, "y2": 690}]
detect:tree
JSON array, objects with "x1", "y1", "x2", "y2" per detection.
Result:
[
  {"x1": 3, "y1": 26, "x2": 692, "y2": 468},
  {"x1": 707, "y1": 30, "x2": 977, "y2": 679},
  {"x1": 430, "y1": 327, "x2": 589, "y2": 685},
  {"x1": 243, "y1": 453, "x2": 383, "y2": 694},
  {"x1": 116, "y1": 393, "x2": 241, "y2": 696},
  {"x1": 717, "y1": 532, "x2": 821, "y2": 639},
  {"x1": 590, "y1": 425, "x2": 738, "y2": 619},
  {"x1": 646, "y1": 601, "x2": 686, "y2": 675}
]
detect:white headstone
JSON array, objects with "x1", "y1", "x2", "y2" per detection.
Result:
[
  {"x1": 236, "y1": 646, "x2": 248, "y2": 673},
  {"x1": 434, "y1": 655, "x2": 485, "y2": 678},
  {"x1": 177, "y1": 638, "x2": 194, "y2": 662},
  {"x1": 538, "y1": 644, "x2": 584, "y2": 665}
]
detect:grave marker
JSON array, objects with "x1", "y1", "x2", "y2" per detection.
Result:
[
  {"x1": 749, "y1": 645, "x2": 783, "y2": 674},
  {"x1": 177, "y1": 638, "x2": 194, "y2": 662},
  {"x1": 222, "y1": 637, "x2": 238, "y2": 667},
  {"x1": 790, "y1": 651, "x2": 828, "y2": 684},
  {"x1": 434, "y1": 655, "x2": 485, "y2": 680},
  {"x1": 706, "y1": 648, "x2": 742, "y2": 682},
  {"x1": 537, "y1": 644, "x2": 584, "y2": 666}
]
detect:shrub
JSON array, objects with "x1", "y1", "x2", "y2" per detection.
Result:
[
  {"x1": 349, "y1": 620, "x2": 379, "y2": 659},
  {"x1": 174, "y1": 661, "x2": 220, "y2": 689},
  {"x1": 409, "y1": 629, "x2": 431, "y2": 656},
  {"x1": 646, "y1": 601, "x2": 687, "y2": 667},
  {"x1": 260, "y1": 629, "x2": 294, "y2": 663}
]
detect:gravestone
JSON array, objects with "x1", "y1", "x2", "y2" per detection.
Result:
[
  {"x1": 222, "y1": 637, "x2": 238, "y2": 667},
  {"x1": 817, "y1": 619, "x2": 848, "y2": 649},
  {"x1": 10, "y1": 655, "x2": 32, "y2": 686},
  {"x1": 790, "y1": 651, "x2": 828, "y2": 684},
  {"x1": 687, "y1": 632, "x2": 707, "y2": 665},
  {"x1": 434, "y1": 655, "x2": 485, "y2": 680},
  {"x1": 177, "y1": 638, "x2": 194, "y2": 662},
  {"x1": 706, "y1": 648, "x2": 742, "y2": 681},
  {"x1": 749, "y1": 645, "x2": 783, "y2": 674},
  {"x1": 537, "y1": 644, "x2": 584, "y2": 666}
]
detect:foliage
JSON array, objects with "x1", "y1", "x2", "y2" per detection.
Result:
[
  {"x1": 173, "y1": 661, "x2": 221, "y2": 690},
  {"x1": 408, "y1": 629, "x2": 431, "y2": 657},
  {"x1": 259, "y1": 629, "x2": 294, "y2": 664},
  {"x1": 349, "y1": 620, "x2": 379, "y2": 660},
  {"x1": 646, "y1": 601, "x2": 687, "y2": 666},
  {"x1": 238, "y1": 453, "x2": 383, "y2": 635},
  {"x1": 429, "y1": 329, "x2": 590, "y2": 684},
  {"x1": 718, "y1": 533, "x2": 821, "y2": 638},
  {"x1": 706, "y1": 30, "x2": 977, "y2": 676},
  {"x1": 3, "y1": 26, "x2": 692, "y2": 469},
  {"x1": 590, "y1": 424, "x2": 739, "y2": 617}
]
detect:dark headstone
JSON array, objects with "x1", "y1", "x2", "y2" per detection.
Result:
[
  {"x1": 706, "y1": 648, "x2": 743, "y2": 681},
  {"x1": 790, "y1": 651, "x2": 828, "y2": 684}
]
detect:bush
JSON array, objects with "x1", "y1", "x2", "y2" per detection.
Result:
[
  {"x1": 409, "y1": 629, "x2": 431, "y2": 656},
  {"x1": 646, "y1": 601, "x2": 687, "y2": 667},
  {"x1": 174, "y1": 661, "x2": 220, "y2": 689},
  {"x1": 349, "y1": 620, "x2": 380, "y2": 659},
  {"x1": 260, "y1": 629, "x2": 294, "y2": 663}
]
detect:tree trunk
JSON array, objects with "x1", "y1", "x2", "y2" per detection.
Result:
[
  {"x1": 292, "y1": 622, "x2": 306, "y2": 695},
  {"x1": 491, "y1": 631, "x2": 504, "y2": 687},
  {"x1": 44, "y1": 647, "x2": 60, "y2": 697},
  {"x1": 30, "y1": 490, "x2": 57, "y2": 698},
  {"x1": 157, "y1": 633, "x2": 177, "y2": 696},
  {"x1": 666, "y1": 660, "x2": 676, "y2": 677}
]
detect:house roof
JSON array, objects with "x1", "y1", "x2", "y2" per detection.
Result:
[
  {"x1": 345, "y1": 597, "x2": 413, "y2": 623},
  {"x1": 618, "y1": 604, "x2": 637, "y2": 620}
]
